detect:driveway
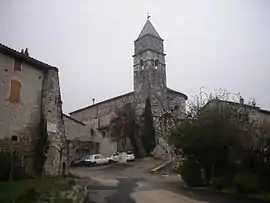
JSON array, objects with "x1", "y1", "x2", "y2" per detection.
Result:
[{"x1": 70, "y1": 158, "x2": 264, "y2": 203}]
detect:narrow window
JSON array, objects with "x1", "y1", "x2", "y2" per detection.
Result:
[
  {"x1": 102, "y1": 131, "x2": 106, "y2": 138},
  {"x1": 90, "y1": 129, "x2": 94, "y2": 136},
  {"x1": 14, "y1": 59, "x2": 22, "y2": 71},
  {"x1": 139, "y1": 59, "x2": 144, "y2": 70},
  {"x1": 154, "y1": 58, "x2": 159, "y2": 69},
  {"x1": 9, "y1": 79, "x2": 22, "y2": 103}
]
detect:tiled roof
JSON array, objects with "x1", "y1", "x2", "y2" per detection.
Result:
[
  {"x1": 70, "y1": 92, "x2": 134, "y2": 114},
  {"x1": 0, "y1": 43, "x2": 57, "y2": 72},
  {"x1": 137, "y1": 20, "x2": 161, "y2": 39},
  {"x1": 167, "y1": 88, "x2": 188, "y2": 100}
]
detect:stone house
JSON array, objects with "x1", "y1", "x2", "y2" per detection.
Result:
[
  {"x1": 63, "y1": 114, "x2": 99, "y2": 162},
  {"x1": 204, "y1": 98, "x2": 270, "y2": 145},
  {"x1": 204, "y1": 98, "x2": 270, "y2": 124},
  {"x1": 202, "y1": 98, "x2": 270, "y2": 163},
  {"x1": 0, "y1": 44, "x2": 67, "y2": 176},
  {"x1": 69, "y1": 19, "x2": 188, "y2": 157}
]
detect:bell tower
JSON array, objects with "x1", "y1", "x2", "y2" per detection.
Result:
[
  {"x1": 133, "y1": 19, "x2": 167, "y2": 117},
  {"x1": 133, "y1": 18, "x2": 169, "y2": 152},
  {"x1": 133, "y1": 19, "x2": 167, "y2": 95}
]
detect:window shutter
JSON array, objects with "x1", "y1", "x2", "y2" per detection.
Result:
[{"x1": 9, "y1": 79, "x2": 22, "y2": 103}]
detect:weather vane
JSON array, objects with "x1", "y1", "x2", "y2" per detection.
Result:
[{"x1": 147, "y1": 12, "x2": 151, "y2": 20}]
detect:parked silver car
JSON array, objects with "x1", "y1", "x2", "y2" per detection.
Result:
[{"x1": 84, "y1": 154, "x2": 112, "y2": 166}]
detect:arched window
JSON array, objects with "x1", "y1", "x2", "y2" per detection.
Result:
[
  {"x1": 139, "y1": 59, "x2": 144, "y2": 70},
  {"x1": 154, "y1": 58, "x2": 159, "y2": 69},
  {"x1": 9, "y1": 79, "x2": 21, "y2": 103}
]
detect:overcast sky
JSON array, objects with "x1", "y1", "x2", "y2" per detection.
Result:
[{"x1": 1, "y1": 0, "x2": 270, "y2": 113}]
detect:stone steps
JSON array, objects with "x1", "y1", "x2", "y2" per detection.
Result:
[{"x1": 149, "y1": 160, "x2": 173, "y2": 174}]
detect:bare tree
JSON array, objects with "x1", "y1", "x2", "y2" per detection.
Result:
[{"x1": 110, "y1": 103, "x2": 141, "y2": 154}]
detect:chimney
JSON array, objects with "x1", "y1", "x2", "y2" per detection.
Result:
[
  {"x1": 21, "y1": 49, "x2": 24, "y2": 53},
  {"x1": 92, "y1": 98, "x2": 95, "y2": 104},
  {"x1": 240, "y1": 97, "x2": 244, "y2": 105},
  {"x1": 24, "y1": 48, "x2": 29, "y2": 56}
]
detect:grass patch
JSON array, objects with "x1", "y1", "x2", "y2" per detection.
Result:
[
  {"x1": 220, "y1": 187, "x2": 270, "y2": 202},
  {"x1": 248, "y1": 193, "x2": 270, "y2": 202},
  {"x1": 0, "y1": 178, "x2": 71, "y2": 203},
  {"x1": 193, "y1": 185, "x2": 270, "y2": 202},
  {"x1": 221, "y1": 187, "x2": 237, "y2": 194}
]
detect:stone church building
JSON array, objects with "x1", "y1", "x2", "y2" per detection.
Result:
[{"x1": 69, "y1": 19, "x2": 188, "y2": 157}]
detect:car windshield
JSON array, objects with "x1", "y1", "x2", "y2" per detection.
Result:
[
  {"x1": 127, "y1": 152, "x2": 133, "y2": 155},
  {"x1": 81, "y1": 155, "x2": 92, "y2": 160}
]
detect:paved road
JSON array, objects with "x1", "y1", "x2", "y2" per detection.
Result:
[{"x1": 71, "y1": 158, "x2": 264, "y2": 203}]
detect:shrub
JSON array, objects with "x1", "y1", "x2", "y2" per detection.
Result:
[
  {"x1": 0, "y1": 151, "x2": 25, "y2": 181},
  {"x1": 68, "y1": 179, "x2": 75, "y2": 187},
  {"x1": 0, "y1": 152, "x2": 10, "y2": 181},
  {"x1": 180, "y1": 158, "x2": 203, "y2": 186},
  {"x1": 234, "y1": 173, "x2": 260, "y2": 194},
  {"x1": 212, "y1": 177, "x2": 233, "y2": 190},
  {"x1": 0, "y1": 178, "x2": 71, "y2": 203}
]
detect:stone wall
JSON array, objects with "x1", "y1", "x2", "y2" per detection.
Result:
[
  {"x1": 0, "y1": 53, "x2": 44, "y2": 176},
  {"x1": 67, "y1": 140, "x2": 99, "y2": 162},
  {"x1": 70, "y1": 92, "x2": 134, "y2": 124},
  {"x1": 167, "y1": 89, "x2": 187, "y2": 120},
  {"x1": 69, "y1": 93, "x2": 133, "y2": 156},
  {"x1": 206, "y1": 100, "x2": 270, "y2": 125},
  {"x1": 64, "y1": 114, "x2": 90, "y2": 141},
  {"x1": 63, "y1": 114, "x2": 107, "y2": 161},
  {"x1": 42, "y1": 69, "x2": 67, "y2": 176},
  {"x1": 0, "y1": 51, "x2": 67, "y2": 177},
  {"x1": 135, "y1": 35, "x2": 164, "y2": 54},
  {"x1": 0, "y1": 53, "x2": 43, "y2": 142},
  {"x1": 249, "y1": 108, "x2": 270, "y2": 125}
]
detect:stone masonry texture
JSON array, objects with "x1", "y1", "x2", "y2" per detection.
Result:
[
  {"x1": 41, "y1": 68, "x2": 67, "y2": 176},
  {"x1": 0, "y1": 46, "x2": 67, "y2": 177}
]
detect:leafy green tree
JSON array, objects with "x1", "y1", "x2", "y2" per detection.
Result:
[{"x1": 170, "y1": 89, "x2": 270, "y2": 191}]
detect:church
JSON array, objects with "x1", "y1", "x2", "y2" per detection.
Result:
[{"x1": 67, "y1": 19, "x2": 188, "y2": 157}]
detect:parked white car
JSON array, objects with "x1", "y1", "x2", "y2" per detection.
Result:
[
  {"x1": 126, "y1": 152, "x2": 135, "y2": 161},
  {"x1": 110, "y1": 152, "x2": 135, "y2": 162},
  {"x1": 84, "y1": 154, "x2": 111, "y2": 166},
  {"x1": 110, "y1": 152, "x2": 120, "y2": 163}
]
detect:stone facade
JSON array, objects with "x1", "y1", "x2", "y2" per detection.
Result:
[
  {"x1": 63, "y1": 114, "x2": 100, "y2": 161},
  {"x1": 0, "y1": 43, "x2": 67, "y2": 176},
  {"x1": 64, "y1": 114, "x2": 90, "y2": 141},
  {"x1": 70, "y1": 93, "x2": 133, "y2": 156},
  {"x1": 70, "y1": 92, "x2": 134, "y2": 125},
  {"x1": 205, "y1": 99, "x2": 270, "y2": 125},
  {"x1": 69, "y1": 20, "x2": 188, "y2": 158}
]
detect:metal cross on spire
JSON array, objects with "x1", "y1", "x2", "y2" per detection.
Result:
[{"x1": 147, "y1": 12, "x2": 151, "y2": 20}]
